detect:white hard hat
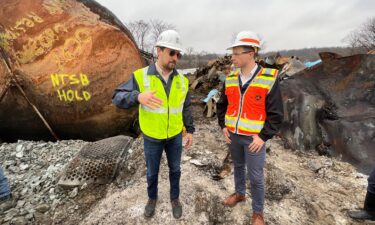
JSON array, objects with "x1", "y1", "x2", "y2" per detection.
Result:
[
  {"x1": 227, "y1": 30, "x2": 261, "y2": 50},
  {"x1": 155, "y1": 30, "x2": 183, "y2": 52}
]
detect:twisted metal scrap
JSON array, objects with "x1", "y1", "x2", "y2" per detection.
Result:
[{"x1": 58, "y1": 135, "x2": 133, "y2": 186}]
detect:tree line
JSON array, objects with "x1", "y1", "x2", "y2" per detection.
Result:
[{"x1": 127, "y1": 17, "x2": 375, "y2": 68}]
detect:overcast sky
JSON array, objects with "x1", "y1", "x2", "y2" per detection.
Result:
[{"x1": 95, "y1": 0, "x2": 374, "y2": 54}]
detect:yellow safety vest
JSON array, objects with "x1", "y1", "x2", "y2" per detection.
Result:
[{"x1": 134, "y1": 66, "x2": 189, "y2": 139}]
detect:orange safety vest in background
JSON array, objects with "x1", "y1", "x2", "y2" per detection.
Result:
[{"x1": 225, "y1": 67, "x2": 278, "y2": 136}]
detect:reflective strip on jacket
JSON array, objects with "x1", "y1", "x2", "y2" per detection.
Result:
[{"x1": 225, "y1": 67, "x2": 278, "y2": 136}]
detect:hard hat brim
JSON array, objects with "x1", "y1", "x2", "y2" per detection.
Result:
[
  {"x1": 155, "y1": 42, "x2": 184, "y2": 52},
  {"x1": 227, "y1": 42, "x2": 261, "y2": 50}
]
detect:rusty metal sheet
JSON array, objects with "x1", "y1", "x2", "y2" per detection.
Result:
[
  {"x1": 280, "y1": 53, "x2": 375, "y2": 173},
  {"x1": 0, "y1": 58, "x2": 8, "y2": 101},
  {"x1": 0, "y1": 0, "x2": 144, "y2": 141}
]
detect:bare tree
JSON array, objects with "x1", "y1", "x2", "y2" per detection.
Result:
[
  {"x1": 231, "y1": 32, "x2": 238, "y2": 44},
  {"x1": 126, "y1": 19, "x2": 176, "y2": 52},
  {"x1": 149, "y1": 19, "x2": 176, "y2": 46},
  {"x1": 185, "y1": 47, "x2": 194, "y2": 65},
  {"x1": 185, "y1": 47, "x2": 194, "y2": 55},
  {"x1": 345, "y1": 17, "x2": 375, "y2": 52},
  {"x1": 127, "y1": 20, "x2": 150, "y2": 51}
]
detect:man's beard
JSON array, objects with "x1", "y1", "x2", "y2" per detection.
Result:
[{"x1": 164, "y1": 61, "x2": 176, "y2": 70}]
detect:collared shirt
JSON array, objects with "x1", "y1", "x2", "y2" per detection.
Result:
[
  {"x1": 155, "y1": 62, "x2": 173, "y2": 83},
  {"x1": 239, "y1": 64, "x2": 258, "y2": 86}
]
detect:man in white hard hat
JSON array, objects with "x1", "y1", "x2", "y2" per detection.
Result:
[
  {"x1": 112, "y1": 30, "x2": 194, "y2": 219},
  {"x1": 217, "y1": 31, "x2": 284, "y2": 225}
]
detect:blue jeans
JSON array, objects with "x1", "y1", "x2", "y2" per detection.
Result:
[
  {"x1": 229, "y1": 132, "x2": 266, "y2": 213},
  {"x1": 143, "y1": 133, "x2": 182, "y2": 200},
  {"x1": 0, "y1": 165, "x2": 11, "y2": 199}
]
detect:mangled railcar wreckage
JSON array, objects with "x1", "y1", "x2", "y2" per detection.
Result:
[
  {"x1": 0, "y1": 0, "x2": 147, "y2": 141},
  {"x1": 280, "y1": 52, "x2": 375, "y2": 173},
  {"x1": 184, "y1": 51, "x2": 374, "y2": 172}
]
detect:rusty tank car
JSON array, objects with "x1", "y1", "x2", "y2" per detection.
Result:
[
  {"x1": 280, "y1": 52, "x2": 375, "y2": 173},
  {"x1": 0, "y1": 0, "x2": 147, "y2": 141}
]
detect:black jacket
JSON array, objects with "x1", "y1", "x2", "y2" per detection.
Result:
[{"x1": 216, "y1": 66, "x2": 283, "y2": 142}]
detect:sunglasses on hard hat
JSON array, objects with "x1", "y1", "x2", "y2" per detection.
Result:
[{"x1": 169, "y1": 50, "x2": 182, "y2": 59}]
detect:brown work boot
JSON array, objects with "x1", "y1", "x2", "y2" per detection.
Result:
[
  {"x1": 251, "y1": 212, "x2": 265, "y2": 225},
  {"x1": 223, "y1": 193, "x2": 245, "y2": 207}
]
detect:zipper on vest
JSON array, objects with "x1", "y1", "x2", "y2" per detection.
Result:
[
  {"x1": 235, "y1": 89, "x2": 243, "y2": 133},
  {"x1": 234, "y1": 66, "x2": 261, "y2": 133},
  {"x1": 162, "y1": 74, "x2": 170, "y2": 139},
  {"x1": 166, "y1": 93, "x2": 170, "y2": 139}
]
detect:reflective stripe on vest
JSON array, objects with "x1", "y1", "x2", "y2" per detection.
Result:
[
  {"x1": 140, "y1": 66, "x2": 186, "y2": 114},
  {"x1": 225, "y1": 115, "x2": 265, "y2": 133}
]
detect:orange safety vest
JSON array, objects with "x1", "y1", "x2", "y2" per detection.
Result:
[{"x1": 225, "y1": 67, "x2": 278, "y2": 136}]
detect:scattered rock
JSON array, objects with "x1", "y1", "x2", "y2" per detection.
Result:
[
  {"x1": 25, "y1": 213, "x2": 34, "y2": 220},
  {"x1": 69, "y1": 187, "x2": 79, "y2": 198},
  {"x1": 15, "y1": 151, "x2": 23, "y2": 158},
  {"x1": 190, "y1": 159, "x2": 205, "y2": 166},
  {"x1": 11, "y1": 216, "x2": 27, "y2": 225},
  {"x1": 307, "y1": 159, "x2": 325, "y2": 173},
  {"x1": 266, "y1": 163, "x2": 295, "y2": 201},
  {"x1": 4, "y1": 208, "x2": 19, "y2": 222},
  {"x1": 19, "y1": 163, "x2": 29, "y2": 171},
  {"x1": 35, "y1": 204, "x2": 50, "y2": 213},
  {"x1": 0, "y1": 102, "x2": 369, "y2": 225}
]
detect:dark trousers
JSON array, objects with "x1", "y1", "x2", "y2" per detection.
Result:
[
  {"x1": 228, "y1": 132, "x2": 266, "y2": 213},
  {"x1": 368, "y1": 168, "x2": 375, "y2": 194},
  {"x1": 365, "y1": 168, "x2": 375, "y2": 211},
  {"x1": 143, "y1": 133, "x2": 182, "y2": 200}
]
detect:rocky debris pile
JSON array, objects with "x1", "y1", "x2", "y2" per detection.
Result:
[
  {"x1": 190, "y1": 56, "x2": 232, "y2": 93},
  {"x1": 82, "y1": 118, "x2": 368, "y2": 225},
  {"x1": 0, "y1": 109, "x2": 370, "y2": 225},
  {"x1": 183, "y1": 120, "x2": 229, "y2": 179},
  {"x1": 0, "y1": 140, "x2": 85, "y2": 224},
  {"x1": 188, "y1": 56, "x2": 232, "y2": 118},
  {"x1": 278, "y1": 56, "x2": 306, "y2": 79}
]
